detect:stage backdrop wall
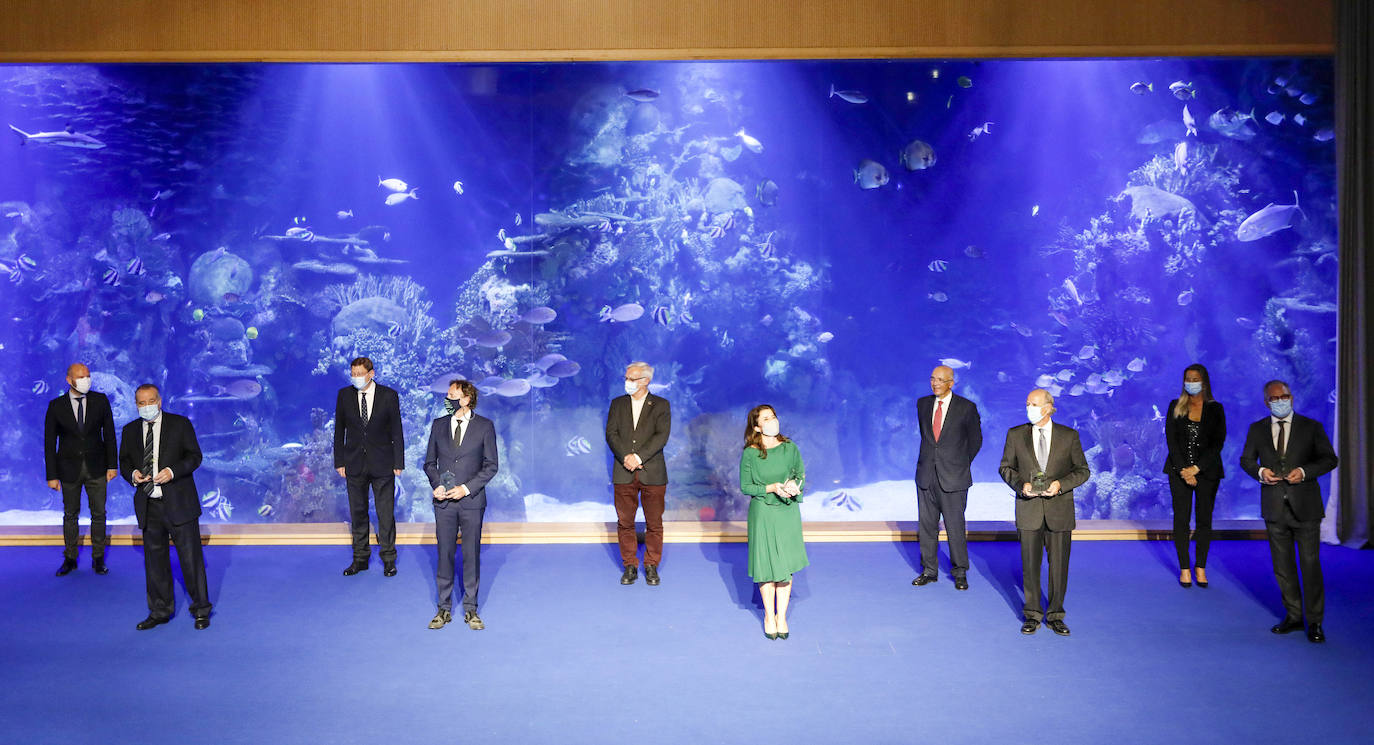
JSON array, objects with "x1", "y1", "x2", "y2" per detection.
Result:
[{"x1": 0, "y1": 58, "x2": 1336, "y2": 526}]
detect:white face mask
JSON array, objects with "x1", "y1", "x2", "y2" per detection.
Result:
[
  {"x1": 760, "y1": 419, "x2": 780, "y2": 438},
  {"x1": 351, "y1": 375, "x2": 369, "y2": 390},
  {"x1": 73, "y1": 377, "x2": 92, "y2": 394},
  {"x1": 1026, "y1": 405, "x2": 1044, "y2": 423},
  {"x1": 1183, "y1": 381, "x2": 1203, "y2": 396},
  {"x1": 138, "y1": 404, "x2": 160, "y2": 422},
  {"x1": 624, "y1": 379, "x2": 641, "y2": 396}
]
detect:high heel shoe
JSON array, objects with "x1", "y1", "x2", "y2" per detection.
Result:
[
  {"x1": 1195, "y1": 568, "x2": 1208, "y2": 588},
  {"x1": 764, "y1": 618, "x2": 778, "y2": 640},
  {"x1": 777, "y1": 619, "x2": 789, "y2": 640},
  {"x1": 1178, "y1": 570, "x2": 1192, "y2": 588}
]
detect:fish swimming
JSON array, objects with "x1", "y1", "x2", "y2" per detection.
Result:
[
  {"x1": 9, "y1": 124, "x2": 106, "y2": 149},
  {"x1": 956, "y1": 76, "x2": 972, "y2": 89},
  {"x1": 520, "y1": 306, "x2": 557, "y2": 325},
  {"x1": 1236, "y1": 191, "x2": 1303, "y2": 242},
  {"x1": 472, "y1": 329, "x2": 512, "y2": 348},
  {"x1": 378, "y1": 177, "x2": 409, "y2": 192},
  {"x1": 1182, "y1": 105, "x2": 1197, "y2": 137},
  {"x1": 1294, "y1": 113, "x2": 1307, "y2": 126},
  {"x1": 1208, "y1": 108, "x2": 1257, "y2": 140},
  {"x1": 1177, "y1": 288, "x2": 1195, "y2": 306},
  {"x1": 126, "y1": 257, "x2": 145, "y2": 276},
  {"x1": 1129, "y1": 82, "x2": 1153, "y2": 95},
  {"x1": 854, "y1": 159, "x2": 889, "y2": 189},
  {"x1": 1314, "y1": 128, "x2": 1334, "y2": 142},
  {"x1": 452, "y1": 180, "x2": 464, "y2": 195},
  {"x1": 566, "y1": 436, "x2": 592, "y2": 456},
  {"x1": 1299, "y1": 92, "x2": 1318, "y2": 105},
  {"x1": 626, "y1": 89, "x2": 660, "y2": 102},
  {"x1": 101, "y1": 268, "x2": 120, "y2": 286},
  {"x1": 600, "y1": 303, "x2": 645, "y2": 323},
  {"x1": 968, "y1": 122, "x2": 993, "y2": 141},
  {"x1": 1063, "y1": 278, "x2": 1083, "y2": 305},
  {"x1": 336, "y1": 210, "x2": 354, "y2": 220},
  {"x1": 1173, "y1": 141, "x2": 1188, "y2": 173},
  {"x1": 1168, "y1": 81, "x2": 1196, "y2": 100},
  {"x1": 652, "y1": 305, "x2": 670, "y2": 326},
  {"x1": 828, "y1": 84, "x2": 868, "y2": 104},
  {"x1": 384, "y1": 189, "x2": 418, "y2": 206},
  {"x1": 1126, "y1": 357, "x2": 1146, "y2": 372},
  {"x1": 735, "y1": 128, "x2": 763, "y2": 154},
  {"x1": 1265, "y1": 111, "x2": 1285, "y2": 125},
  {"x1": 939, "y1": 357, "x2": 972, "y2": 370},
  {"x1": 928, "y1": 260, "x2": 948, "y2": 272},
  {"x1": 899, "y1": 140, "x2": 936, "y2": 170},
  {"x1": 816, "y1": 332, "x2": 834, "y2": 343},
  {"x1": 545, "y1": 360, "x2": 581, "y2": 378},
  {"x1": 756, "y1": 179, "x2": 779, "y2": 206}
]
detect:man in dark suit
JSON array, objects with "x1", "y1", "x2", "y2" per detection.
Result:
[
  {"x1": 605, "y1": 361, "x2": 671, "y2": 585},
  {"x1": 423, "y1": 380, "x2": 499, "y2": 630},
  {"x1": 334, "y1": 356, "x2": 406, "y2": 577},
  {"x1": 118, "y1": 384, "x2": 211, "y2": 630},
  {"x1": 998, "y1": 388, "x2": 1090, "y2": 636},
  {"x1": 1239, "y1": 379, "x2": 1338, "y2": 643},
  {"x1": 913, "y1": 364, "x2": 983, "y2": 589},
  {"x1": 43, "y1": 363, "x2": 118, "y2": 576}
]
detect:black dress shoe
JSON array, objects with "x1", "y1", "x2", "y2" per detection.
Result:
[
  {"x1": 136, "y1": 615, "x2": 170, "y2": 631},
  {"x1": 1046, "y1": 619, "x2": 1071, "y2": 636},
  {"x1": 56, "y1": 558, "x2": 77, "y2": 576},
  {"x1": 93, "y1": 558, "x2": 109, "y2": 575},
  {"x1": 1271, "y1": 618, "x2": 1304, "y2": 635},
  {"x1": 644, "y1": 564, "x2": 660, "y2": 586},
  {"x1": 1178, "y1": 579, "x2": 1192, "y2": 588},
  {"x1": 620, "y1": 565, "x2": 638, "y2": 585},
  {"x1": 383, "y1": 561, "x2": 397, "y2": 577},
  {"x1": 954, "y1": 576, "x2": 969, "y2": 591},
  {"x1": 912, "y1": 574, "x2": 937, "y2": 587},
  {"x1": 1020, "y1": 619, "x2": 1040, "y2": 635},
  {"x1": 194, "y1": 617, "x2": 210, "y2": 630},
  {"x1": 343, "y1": 561, "x2": 369, "y2": 576},
  {"x1": 1306, "y1": 624, "x2": 1325, "y2": 643}
]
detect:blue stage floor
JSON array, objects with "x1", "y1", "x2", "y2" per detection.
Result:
[{"x1": 5, "y1": 539, "x2": 1373, "y2": 744}]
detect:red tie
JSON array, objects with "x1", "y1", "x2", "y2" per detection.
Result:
[{"x1": 933, "y1": 400, "x2": 944, "y2": 442}]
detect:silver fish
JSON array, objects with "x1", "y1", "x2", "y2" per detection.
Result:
[
  {"x1": 854, "y1": 159, "x2": 889, "y2": 189},
  {"x1": 1236, "y1": 192, "x2": 1303, "y2": 241},
  {"x1": 1063, "y1": 278, "x2": 1083, "y2": 305},
  {"x1": 939, "y1": 357, "x2": 971, "y2": 370},
  {"x1": 336, "y1": 210, "x2": 354, "y2": 219},
  {"x1": 520, "y1": 306, "x2": 557, "y2": 324},
  {"x1": 899, "y1": 140, "x2": 936, "y2": 170},
  {"x1": 8, "y1": 124, "x2": 105, "y2": 149},
  {"x1": 1177, "y1": 288, "x2": 1195, "y2": 306},
  {"x1": 1182, "y1": 105, "x2": 1197, "y2": 137},
  {"x1": 599, "y1": 303, "x2": 645, "y2": 323},
  {"x1": 1265, "y1": 111, "x2": 1285, "y2": 125},
  {"x1": 378, "y1": 177, "x2": 409, "y2": 192},
  {"x1": 829, "y1": 84, "x2": 868, "y2": 104},
  {"x1": 735, "y1": 128, "x2": 763, "y2": 154},
  {"x1": 384, "y1": 189, "x2": 418, "y2": 206}
]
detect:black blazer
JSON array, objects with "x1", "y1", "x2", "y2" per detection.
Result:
[
  {"x1": 118, "y1": 413, "x2": 203, "y2": 530},
  {"x1": 1161, "y1": 398, "x2": 1227, "y2": 479},
  {"x1": 333, "y1": 384, "x2": 406, "y2": 477},
  {"x1": 605, "y1": 394, "x2": 671, "y2": 485},
  {"x1": 1239, "y1": 413, "x2": 1337, "y2": 522},
  {"x1": 998, "y1": 422, "x2": 1091, "y2": 531},
  {"x1": 43, "y1": 391, "x2": 118, "y2": 482},
  {"x1": 915, "y1": 393, "x2": 983, "y2": 491},
  {"x1": 422, "y1": 413, "x2": 499, "y2": 510}
]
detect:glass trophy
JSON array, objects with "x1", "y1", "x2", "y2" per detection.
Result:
[
  {"x1": 1031, "y1": 472, "x2": 1051, "y2": 496},
  {"x1": 1273, "y1": 459, "x2": 1289, "y2": 480},
  {"x1": 441, "y1": 471, "x2": 456, "y2": 497}
]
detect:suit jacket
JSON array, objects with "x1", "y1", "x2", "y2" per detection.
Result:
[
  {"x1": 333, "y1": 383, "x2": 405, "y2": 477},
  {"x1": 605, "y1": 394, "x2": 671, "y2": 485},
  {"x1": 915, "y1": 393, "x2": 983, "y2": 491},
  {"x1": 998, "y1": 422, "x2": 1091, "y2": 531},
  {"x1": 1161, "y1": 399, "x2": 1227, "y2": 479},
  {"x1": 423, "y1": 413, "x2": 499, "y2": 510},
  {"x1": 44, "y1": 391, "x2": 118, "y2": 482},
  {"x1": 118, "y1": 413, "x2": 203, "y2": 530},
  {"x1": 1238, "y1": 413, "x2": 1337, "y2": 522}
]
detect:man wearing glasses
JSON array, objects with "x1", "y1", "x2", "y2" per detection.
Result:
[
  {"x1": 1239, "y1": 379, "x2": 1338, "y2": 643},
  {"x1": 605, "y1": 361, "x2": 671, "y2": 585}
]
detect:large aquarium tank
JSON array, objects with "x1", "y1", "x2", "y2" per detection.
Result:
[{"x1": 0, "y1": 58, "x2": 1336, "y2": 525}]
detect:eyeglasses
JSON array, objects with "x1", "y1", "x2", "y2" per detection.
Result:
[{"x1": 1266, "y1": 393, "x2": 1292, "y2": 402}]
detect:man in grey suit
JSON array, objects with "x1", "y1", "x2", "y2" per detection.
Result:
[
  {"x1": 605, "y1": 361, "x2": 671, "y2": 586},
  {"x1": 423, "y1": 380, "x2": 499, "y2": 630},
  {"x1": 913, "y1": 364, "x2": 983, "y2": 590},
  {"x1": 998, "y1": 388, "x2": 1090, "y2": 636},
  {"x1": 1239, "y1": 379, "x2": 1338, "y2": 643}
]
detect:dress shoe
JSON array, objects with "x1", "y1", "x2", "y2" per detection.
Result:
[
  {"x1": 764, "y1": 617, "x2": 778, "y2": 640},
  {"x1": 1271, "y1": 618, "x2": 1304, "y2": 635},
  {"x1": 1047, "y1": 619, "x2": 1071, "y2": 636},
  {"x1": 428, "y1": 609, "x2": 452, "y2": 629},
  {"x1": 383, "y1": 560, "x2": 397, "y2": 577},
  {"x1": 1306, "y1": 624, "x2": 1325, "y2": 643},
  {"x1": 954, "y1": 576, "x2": 969, "y2": 591},
  {"x1": 911, "y1": 574, "x2": 937, "y2": 587},
  {"x1": 194, "y1": 617, "x2": 210, "y2": 630},
  {"x1": 136, "y1": 615, "x2": 170, "y2": 631},
  {"x1": 619, "y1": 565, "x2": 638, "y2": 585},
  {"x1": 56, "y1": 558, "x2": 78, "y2": 576},
  {"x1": 1020, "y1": 619, "x2": 1040, "y2": 635},
  {"x1": 644, "y1": 564, "x2": 660, "y2": 586},
  {"x1": 93, "y1": 558, "x2": 109, "y2": 575},
  {"x1": 343, "y1": 561, "x2": 369, "y2": 576},
  {"x1": 1194, "y1": 569, "x2": 1208, "y2": 588},
  {"x1": 463, "y1": 610, "x2": 485, "y2": 630}
]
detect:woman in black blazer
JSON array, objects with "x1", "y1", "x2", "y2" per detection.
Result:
[{"x1": 1162, "y1": 364, "x2": 1226, "y2": 588}]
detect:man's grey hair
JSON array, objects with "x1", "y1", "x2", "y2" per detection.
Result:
[
  {"x1": 1263, "y1": 379, "x2": 1290, "y2": 396},
  {"x1": 626, "y1": 361, "x2": 654, "y2": 381}
]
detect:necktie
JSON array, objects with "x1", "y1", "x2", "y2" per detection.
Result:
[
  {"x1": 933, "y1": 400, "x2": 944, "y2": 442},
  {"x1": 76, "y1": 396, "x2": 85, "y2": 430},
  {"x1": 1276, "y1": 420, "x2": 1287, "y2": 461},
  {"x1": 1035, "y1": 428, "x2": 1048, "y2": 472},
  {"x1": 143, "y1": 422, "x2": 155, "y2": 493},
  {"x1": 454, "y1": 418, "x2": 465, "y2": 448},
  {"x1": 360, "y1": 392, "x2": 369, "y2": 428}
]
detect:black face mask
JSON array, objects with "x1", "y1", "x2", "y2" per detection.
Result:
[{"x1": 444, "y1": 399, "x2": 461, "y2": 414}]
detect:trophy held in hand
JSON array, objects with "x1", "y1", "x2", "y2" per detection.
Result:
[{"x1": 1031, "y1": 471, "x2": 1051, "y2": 497}]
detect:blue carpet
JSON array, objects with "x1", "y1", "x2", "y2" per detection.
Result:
[{"x1": 4, "y1": 540, "x2": 1373, "y2": 744}]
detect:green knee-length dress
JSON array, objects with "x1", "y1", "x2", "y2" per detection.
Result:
[{"x1": 740, "y1": 441, "x2": 809, "y2": 583}]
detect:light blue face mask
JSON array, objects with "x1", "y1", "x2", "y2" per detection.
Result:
[
  {"x1": 1268, "y1": 398, "x2": 1293, "y2": 419},
  {"x1": 138, "y1": 404, "x2": 160, "y2": 421},
  {"x1": 351, "y1": 376, "x2": 368, "y2": 390},
  {"x1": 1183, "y1": 381, "x2": 1203, "y2": 396}
]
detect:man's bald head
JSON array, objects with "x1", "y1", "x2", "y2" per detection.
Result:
[{"x1": 930, "y1": 365, "x2": 954, "y2": 397}]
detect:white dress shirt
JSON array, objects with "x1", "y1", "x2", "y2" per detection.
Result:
[
  {"x1": 357, "y1": 380, "x2": 376, "y2": 420},
  {"x1": 449, "y1": 411, "x2": 472, "y2": 495},
  {"x1": 1033, "y1": 419, "x2": 1054, "y2": 470},
  {"x1": 144, "y1": 413, "x2": 167, "y2": 498},
  {"x1": 931, "y1": 392, "x2": 952, "y2": 431},
  {"x1": 1268, "y1": 413, "x2": 1304, "y2": 480},
  {"x1": 69, "y1": 389, "x2": 85, "y2": 423}
]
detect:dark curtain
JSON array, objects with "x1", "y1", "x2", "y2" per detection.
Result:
[{"x1": 1336, "y1": 0, "x2": 1373, "y2": 548}]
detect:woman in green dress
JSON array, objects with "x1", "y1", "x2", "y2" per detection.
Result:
[{"x1": 739, "y1": 404, "x2": 809, "y2": 639}]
